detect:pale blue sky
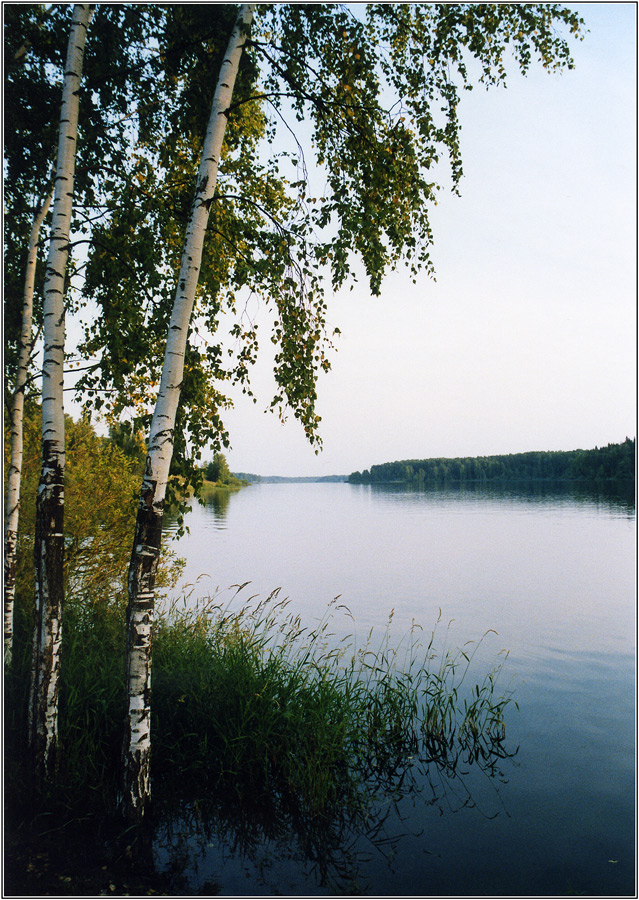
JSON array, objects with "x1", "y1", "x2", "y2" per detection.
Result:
[{"x1": 219, "y1": 2, "x2": 636, "y2": 477}]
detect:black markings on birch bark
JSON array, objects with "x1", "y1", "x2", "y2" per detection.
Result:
[
  {"x1": 30, "y1": 444, "x2": 65, "y2": 779},
  {"x1": 4, "y1": 187, "x2": 53, "y2": 667},
  {"x1": 122, "y1": 2, "x2": 255, "y2": 824},
  {"x1": 30, "y1": 2, "x2": 93, "y2": 780}
]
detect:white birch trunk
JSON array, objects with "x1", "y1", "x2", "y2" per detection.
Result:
[
  {"x1": 123, "y1": 3, "x2": 255, "y2": 823},
  {"x1": 29, "y1": 3, "x2": 93, "y2": 779},
  {"x1": 4, "y1": 187, "x2": 53, "y2": 670}
]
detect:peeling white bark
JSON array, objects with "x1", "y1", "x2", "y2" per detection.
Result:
[
  {"x1": 123, "y1": 3, "x2": 255, "y2": 822},
  {"x1": 4, "y1": 187, "x2": 53, "y2": 669},
  {"x1": 29, "y1": 3, "x2": 93, "y2": 778}
]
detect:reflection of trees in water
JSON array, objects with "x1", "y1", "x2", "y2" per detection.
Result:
[
  {"x1": 204, "y1": 487, "x2": 232, "y2": 522},
  {"x1": 161, "y1": 488, "x2": 235, "y2": 540},
  {"x1": 153, "y1": 720, "x2": 516, "y2": 893},
  {"x1": 371, "y1": 479, "x2": 635, "y2": 515}
]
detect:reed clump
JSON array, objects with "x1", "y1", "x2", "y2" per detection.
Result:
[
  {"x1": 5, "y1": 584, "x2": 515, "y2": 834},
  {"x1": 151, "y1": 588, "x2": 515, "y2": 823}
]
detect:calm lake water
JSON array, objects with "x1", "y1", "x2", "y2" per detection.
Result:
[{"x1": 157, "y1": 481, "x2": 635, "y2": 896}]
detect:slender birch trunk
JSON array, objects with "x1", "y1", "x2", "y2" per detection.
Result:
[
  {"x1": 4, "y1": 187, "x2": 53, "y2": 669},
  {"x1": 29, "y1": 3, "x2": 93, "y2": 779},
  {"x1": 122, "y1": 4, "x2": 255, "y2": 823}
]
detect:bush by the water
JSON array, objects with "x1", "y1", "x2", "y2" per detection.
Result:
[{"x1": 153, "y1": 590, "x2": 514, "y2": 815}]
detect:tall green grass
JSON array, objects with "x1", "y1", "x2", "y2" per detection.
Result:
[
  {"x1": 150, "y1": 589, "x2": 516, "y2": 889},
  {"x1": 5, "y1": 584, "x2": 516, "y2": 849},
  {"x1": 152, "y1": 589, "x2": 515, "y2": 817}
]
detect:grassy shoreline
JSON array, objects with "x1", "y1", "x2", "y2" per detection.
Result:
[
  {"x1": 198, "y1": 478, "x2": 246, "y2": 497},
  {"x1": 5, "y1": 587, "x2": 517, "y2": 894},
  {"x1": 3, "y1": 414, "x2": 518, "y2": 892}
]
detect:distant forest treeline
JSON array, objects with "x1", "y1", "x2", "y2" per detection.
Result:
[
  {"x1": 232, "y1": 473, "x2": 347, "y2": 484},
  {"x1": 348, "y1": 439, "x2": 635, "y2": 485}
]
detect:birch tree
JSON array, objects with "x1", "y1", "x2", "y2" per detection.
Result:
[
  {"x1": 29, "y1": 2, "x2": 93, "y2": 779},
  {"x1": 67, "y1": 2, "x2": 583, "y2": 822},
  {"x1": 122, "y1": 3, "x2": 256, "y2": 823},
  {"x1": 4, "y1": 186, "x2": 53, "y2": 668},
  {"x1": 4, "y1": 2, "x2": 163, "y2": 775}
]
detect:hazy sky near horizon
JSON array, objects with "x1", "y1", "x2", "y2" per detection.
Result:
[{"x1": 215, "y1": 2, "x2": 635, "y2": 477}]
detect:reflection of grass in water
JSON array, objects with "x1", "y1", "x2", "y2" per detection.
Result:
[
  {"x1": 4, "y1": 583, "x2": 516, "y2": 893},
  {"x1": 152, "y1": 587, "x2": 517, "y2": 890}
]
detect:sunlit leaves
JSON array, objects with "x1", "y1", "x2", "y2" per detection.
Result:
[{"x1": 7, "y1": 405, "x2": 181, "y2": 611}]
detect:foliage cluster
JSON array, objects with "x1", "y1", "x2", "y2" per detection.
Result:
[
  {"x1": 4, "y1": 4, "x2": 166, "y2": 380},
  {"x1": 349, "y1": 438, "x2": 636, "y2": 484},
  {"x1": 203, "y1": 451, "x2": 245, "y2": 487},
  {"x1": 3, "y1": 405, "x2": 182, "y2": 614}
]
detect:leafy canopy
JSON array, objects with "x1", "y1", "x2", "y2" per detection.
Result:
[
  {"x1": 3, "y1": 4, "x2": 173, "y2": 392},
  {"x1": 11, "y1": 4, "x2": 583, "y2": 481}
]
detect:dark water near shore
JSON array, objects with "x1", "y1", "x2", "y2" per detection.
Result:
[{"x1": 159, "y1": 481, "x2": 635, "y2": 896}]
